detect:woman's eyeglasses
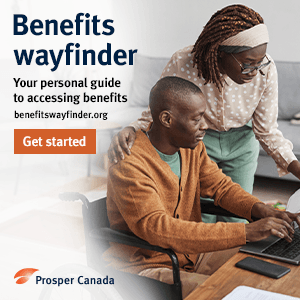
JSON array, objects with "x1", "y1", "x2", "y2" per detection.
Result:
[{"x1": 231, "y1": 53, "x2": 271, "y2": 75}]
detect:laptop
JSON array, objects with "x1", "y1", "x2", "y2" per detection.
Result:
[{"x1": 239, "y1": 189, "x2": 300, "y2": 265}]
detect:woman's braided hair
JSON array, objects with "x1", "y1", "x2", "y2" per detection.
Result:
[{"x1": 192, "y1": 4, "x2": 264, "y2": 91}]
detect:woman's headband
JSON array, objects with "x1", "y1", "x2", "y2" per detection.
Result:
[{"x1": 221, "y1": 24, "x2": 269, "y2": 48}]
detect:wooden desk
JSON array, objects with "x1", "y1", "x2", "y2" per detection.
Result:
[{"x1": 186, "y1": 252, "x2": 300, "y2": 300}]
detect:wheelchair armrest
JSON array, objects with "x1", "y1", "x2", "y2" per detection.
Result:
[
  {"x1": 201, "y1": 199, "x2": 245, "y2": 219},
  {"x1": 90, "y1": 227, "x2": 181, "y2": 293},
  {"x1": 201, "y1": 199, "x2": 259, "y2": 222},
  {"x1": 91, "y1": 228, "x2": 177, "y2": 255}
]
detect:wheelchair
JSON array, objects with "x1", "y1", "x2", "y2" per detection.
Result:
[{"x1": 39, "y1": 192, "x2": 244, "y2": 300}]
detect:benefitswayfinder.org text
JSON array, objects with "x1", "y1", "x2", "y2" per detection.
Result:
[{"x1": 15, "y1": 110, "x2": 108, "y2": 121}]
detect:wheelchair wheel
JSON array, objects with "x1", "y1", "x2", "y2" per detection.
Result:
[{"x1": 38, "y1": 263, "x2": 123, "y2": 300}]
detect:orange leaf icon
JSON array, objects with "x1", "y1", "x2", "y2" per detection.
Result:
[{"x1": 14, "y1": 268, "x2": 39, "y2": 284}]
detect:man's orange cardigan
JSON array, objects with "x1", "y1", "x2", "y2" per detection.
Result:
[{"x1": 104, "y1": 130, "x2": 262, "y2": 273}]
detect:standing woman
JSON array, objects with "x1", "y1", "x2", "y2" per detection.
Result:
[{"x1": 108, "y1": 4, "x2": 300, "y2": 222}]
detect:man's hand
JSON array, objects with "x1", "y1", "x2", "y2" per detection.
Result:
[
  {"x1": 108, "y1": 126, "x2": 136, "y2": 163},
  {"x1": 245, "y1": 202, "x2": 300, "y2": 242},
  {"x1": 251, "y1": 202, "x2": 300, "y2": 225},
  {"x1": 245, "y1": 217, "x2": 294, "y2": 242}
]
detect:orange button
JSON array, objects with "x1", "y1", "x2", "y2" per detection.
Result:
[{"x1": 14, "y1": 129, "x2": 96, "y2": 154}]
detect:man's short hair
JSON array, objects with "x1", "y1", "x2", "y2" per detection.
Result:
[{"x1": 149, "y1": 76, "x2": 202, "y2": 122}]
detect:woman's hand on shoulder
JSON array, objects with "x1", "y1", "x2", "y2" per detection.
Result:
[{"x1": 108, "y1": 126, "x2": 136, "y2": 163}]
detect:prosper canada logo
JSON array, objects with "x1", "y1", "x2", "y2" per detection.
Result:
[
  {"x1": 14, "y1": 267, "x2": 115, "y2": 286},
  {"x1": 14, "y1": 268, "x2": 39, "y2": 284}
]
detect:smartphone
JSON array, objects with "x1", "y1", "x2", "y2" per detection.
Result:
[{"x1": 235, "y1": 257, "x2": 290, "y2": 279}]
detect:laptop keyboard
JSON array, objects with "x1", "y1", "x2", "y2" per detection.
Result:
[{"x1": 262, "y1": 227, "x2": 300, "y2": 259}]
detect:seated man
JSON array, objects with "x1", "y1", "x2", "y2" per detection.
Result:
[{"x1": 104, "y1": 76, "x2": 299, "y2": 298}]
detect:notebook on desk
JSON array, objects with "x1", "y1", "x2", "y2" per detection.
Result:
[
  {"x1": 222, "y1": 286, "x2": 300, "y2": 300},
  {"x1": 240, "y1": 189, "x2": 300, "y2": 265}
]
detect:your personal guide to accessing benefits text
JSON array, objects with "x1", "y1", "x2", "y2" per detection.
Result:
[{"x1": 13, "y1": 77, "x2": 127, "y2": 105}]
